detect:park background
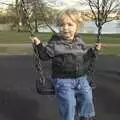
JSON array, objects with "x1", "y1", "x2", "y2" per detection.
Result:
[{"x1": 0, "y1": 0, "x2": 120, "y2": 120}]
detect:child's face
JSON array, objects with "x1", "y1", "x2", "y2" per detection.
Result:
[{"x1": 59, "y1": 15, "x2": 77, "y2": 40}]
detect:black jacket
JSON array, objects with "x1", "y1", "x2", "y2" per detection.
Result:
[{"x1": 37, "y1": 33, "x2": 96, "y2": 78}]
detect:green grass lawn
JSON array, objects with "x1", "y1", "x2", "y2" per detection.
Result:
[
  {"x1": 81, "y1": 33, "x2": 120, "y2": 44},
  {"x1": 0, "y1": 31, "x2": 120, "y2": 44},
  {"x1": 100, "y1": 46, "x2": 120, "y2": 55},
  {"x1": 0, "y1": 31, "x2": 120, "y2": 55},
  {"x1": 0, "y1": 31, "x2": 53, "y2": 43}
]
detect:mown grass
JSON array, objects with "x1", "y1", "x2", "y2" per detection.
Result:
[
  {"x1": 0, "y1": 31, "x2": 53, "y2": 43},
  {"x1": 100, "y1": 46, "x2": 120, "y2": 55},
  {"x1": 81, "y1": 33, "x2": 120, "y2": 44},
  {"x1": 0, "y1": 31, "x2": 120, "y2": 44}
]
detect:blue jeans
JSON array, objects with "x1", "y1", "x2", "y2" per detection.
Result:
[{"x1": 53, "y1": 75, "x2": 95, "y2": 120}]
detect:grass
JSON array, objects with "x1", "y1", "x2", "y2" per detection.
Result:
[
  {"x1": 0, "y1": 31, "x2": 120, "y2": 44},
  {"x1": 81, "y1": 33, "x2": 120, "y2": 44},
  {"x1": 100, "y1": 46, "x2": 120, "y2": 55},
  {"x1": 0, "y1": 47, "x2": 8, "y2": 53},
  {"x1": 0, "y1": 31, "x2": 120, "y2": 55},
  {"x1": 0, "y1": 31, "x2": 53, "y2": 43}
]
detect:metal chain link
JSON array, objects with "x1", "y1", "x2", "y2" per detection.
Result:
[{"x1": 20, "y1": 0, "x2": 46, "y2": 85}]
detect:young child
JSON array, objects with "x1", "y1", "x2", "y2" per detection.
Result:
[{"x1": 31, "y1": 8, "x2": 101, "y2": 120}]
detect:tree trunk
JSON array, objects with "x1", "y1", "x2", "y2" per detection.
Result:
[
  {"x1": 97, "y1": 23, "x2": 102, "y2": 43},
  {"x1": 35, "y1": 19, "x2": 38, "y2": 32}
]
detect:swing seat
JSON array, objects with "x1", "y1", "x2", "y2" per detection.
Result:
[{"x1": 36, "y1": 78, "x2": 56, "y2": 95}]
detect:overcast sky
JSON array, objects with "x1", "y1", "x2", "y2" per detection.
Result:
[
  {"x1": 0, "y1": 0, "x2": 13, "y2": 4},
  {"x1": 45, "y1": 0, "x2": 88, "y2": 10},
  {"x1": 0, "y1": 0, "x2": 88, "y2": 10},
  {"x1": 1, "y1": 0, "x2": 119, "y2": 11}
]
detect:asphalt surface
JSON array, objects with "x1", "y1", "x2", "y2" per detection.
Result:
[{"x1": 0, "y1": 55, "x2": 120, "y2": 120}]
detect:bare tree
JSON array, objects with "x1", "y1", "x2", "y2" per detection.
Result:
[
  {"x1": 80, "y1": 0, "x2": 120, "y2": 42},
  {"x1": 18, "y1": 0, "x2": 58, "y2": 33},
  {"x1": 33, "y1": 0, "x2": 58, "y2": 33},
  {"x1": 15, "y1": 0, "x2": 21, "y2": 31},
  {"x1": 32, "y1": 0, "x2": 57, "y2": 32}
]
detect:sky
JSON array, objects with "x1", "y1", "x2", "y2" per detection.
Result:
[
  {"x1": 45, "y1": 0, "x2": 88, "y2": 10},
  {"x1": 0, "y1": 0, "x2": 15, "y2": 10},
  {"x1": 1, "y1": 0, "x2": 119, "y2": 11},
  {"x1": 0, "y1": 0, "x2": 81, "y2": 4},
  {"x1": 0, "y1": 0, "x2": 14, "y2": 4},
  {"x1": 0, "y1": 0, "x2": 88, "y2": 10}
]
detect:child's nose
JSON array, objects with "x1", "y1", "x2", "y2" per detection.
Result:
[{"x1": 63, "y1": 25, "x2": 68, "y2": 30}]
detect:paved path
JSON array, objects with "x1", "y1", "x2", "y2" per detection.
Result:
[
  {"x1": 0, "y1": 55, "x2": 120, "y2": 120},
  {"x1": 0, "y1": 43, "x2": 120, "y2": 47},
  {"x1": 0, "y1": 44, "x2": 32, "y2": 48}
]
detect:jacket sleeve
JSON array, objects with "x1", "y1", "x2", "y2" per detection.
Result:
[
  {"x1": 77, "y1": 36, "x2": 96, "y2": 61},
  {"x1": 76, "y1": 34, "x2": 97, "y2": 56},
  {"x1": 83, "y1": 47, "x2": 97, "y2": 62},
  {"x1": 36, "y1": 36, "x2": 55, "y2": 61}
]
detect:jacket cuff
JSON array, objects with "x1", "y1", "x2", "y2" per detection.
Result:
[
  {"x1": 36, "y1": 43, "x2": 43, "y2": 49},
  {"x1": 88, "y1": 48, "x2": 96, "y2": 58}
]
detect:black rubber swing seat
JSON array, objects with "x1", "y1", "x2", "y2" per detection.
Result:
[{"x1": 36, "y1": 79, "x2": 56, "y2": 95}]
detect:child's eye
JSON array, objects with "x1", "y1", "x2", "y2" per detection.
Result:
[
  {"x1": 59, "y1": 24, "x2": 64, "y2": 27},
  {"x1": 68, "y1": 23, "x2": 73, "y2": 26},
  {"x1": 59, "y1": 23, "x2": 65, "y2": 27}
]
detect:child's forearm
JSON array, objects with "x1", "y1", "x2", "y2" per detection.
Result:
[{"x1": 36, "y1": 43, "x2": 54, "y2": 60}]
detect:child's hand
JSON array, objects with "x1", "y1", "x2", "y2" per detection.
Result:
[
  {"x1": 95, "y1": 43, "x2": 102, "y2": 51},
  {"x1": 30, "y1": 37, "x2": 41, "y2": 45}
]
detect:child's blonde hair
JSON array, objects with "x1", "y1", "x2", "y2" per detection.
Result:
[{"x1": 56, "y1": 8, "x2": 89, "y2": 32}]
